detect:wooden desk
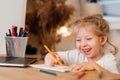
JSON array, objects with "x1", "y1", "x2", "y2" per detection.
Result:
[{"x1": 0, "y1": 60, "x2": 119, "y2": 80}]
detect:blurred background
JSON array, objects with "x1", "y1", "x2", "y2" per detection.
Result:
[{"x1": 0, "y1": 0, "x2": 120, "y2": 60}]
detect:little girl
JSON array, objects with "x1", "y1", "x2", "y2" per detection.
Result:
[{"x1": 45, "y1": 14, "x2": 119, "y2": 73}]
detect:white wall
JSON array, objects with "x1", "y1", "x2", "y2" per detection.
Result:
[{"x1": 0, "y1": 0, "x2": 27, "y2": 54}]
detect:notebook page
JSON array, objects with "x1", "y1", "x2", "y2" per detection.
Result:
[{"x1": 30, "y1": 64, "x2": 70, "y2": 72}]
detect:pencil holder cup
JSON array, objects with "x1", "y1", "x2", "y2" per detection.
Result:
[{"x1": 5, "y1": 37, "x2": 28, "y2": 57}]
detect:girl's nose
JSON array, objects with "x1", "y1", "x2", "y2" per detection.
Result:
[{"x1": 81, "y1": 40, "x2": 87, "y2": 47}]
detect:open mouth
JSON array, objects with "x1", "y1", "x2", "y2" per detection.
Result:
[{"x1": 82, "y1": 48, "x2": 91, "y2": 55}]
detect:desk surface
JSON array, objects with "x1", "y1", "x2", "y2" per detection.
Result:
[{"x1": 0, "y1": 60, "x2": 119, "y2": 80}]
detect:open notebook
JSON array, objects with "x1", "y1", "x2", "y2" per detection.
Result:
[
  {"x1": 0, "y1": 57, "x2": 37, "y2": 67},
  {"x1": 30, "y1": 64, "x2": 71, "y2": 72}
]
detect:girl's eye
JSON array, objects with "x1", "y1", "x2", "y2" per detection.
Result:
[
  {"x1": 87, "y1": 38, "x2": 92, "y2": 40},
  {"x1": 76, "y1": 39, "x2": 81, "y2": 42}
]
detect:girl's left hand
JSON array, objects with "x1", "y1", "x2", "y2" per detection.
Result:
[{"x1": 69, "y1": 62, "x2": 96, "y2": 71}]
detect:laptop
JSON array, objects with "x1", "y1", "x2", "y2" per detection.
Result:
[{"x1": 0, "y1": 57, "x2": 37, "y2": 67}]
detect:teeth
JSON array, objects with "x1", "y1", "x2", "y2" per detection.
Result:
[{"x1": 83, "y1": 48, "x2": 90, "y2": 52}]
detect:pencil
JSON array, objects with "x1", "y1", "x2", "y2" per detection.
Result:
[
  {"x1": 92, "y1": 62, "x2": 102, "y2": 78},
  {"x1": 98, "y1": 71, "x2": 102, "y2": 78},
  {"x1": 44, "y1": 45, "x2": 64, "y2": 66},
  {"x1": 40, "y1": 69, "x2": 57, "y2": 76}
]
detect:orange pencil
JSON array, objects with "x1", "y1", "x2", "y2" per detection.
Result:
[{"x1": 44, "y1": 45, "x2": 64, "y2": 66}]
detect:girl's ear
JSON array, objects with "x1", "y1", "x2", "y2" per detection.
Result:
[{"x1": 100, "y1": 35, "x2": 107, "y2": 45}]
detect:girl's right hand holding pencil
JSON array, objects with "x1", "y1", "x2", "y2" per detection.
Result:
[
  {"x1": 44, "y1": 45, "x2": 64, "y2": 66},
  {"x1": 45, "y1": 53, "x2": 61, "y2": 66}
]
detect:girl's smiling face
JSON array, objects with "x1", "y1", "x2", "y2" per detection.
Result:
[{"x1": 75, "y1": 26, "x2": 107, "y2": 60}]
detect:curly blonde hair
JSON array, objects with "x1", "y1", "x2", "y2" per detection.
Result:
[{"x1": 72, "y1": 14, "x2": 118, "y2": 55}]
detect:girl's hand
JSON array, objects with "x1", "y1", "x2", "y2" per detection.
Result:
[
  {"x1": 44, "y1": 53, "x2": 60, "y2": 66},
  {"x1": 69, "y1": 61, "x2": 110, "y2": 72},
  {"x1": 69, "y1": 62, "x2": 96, "y2": 71},
  {"x1": 76, "y1": 62, "x2": 119, "y2": 80}
]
